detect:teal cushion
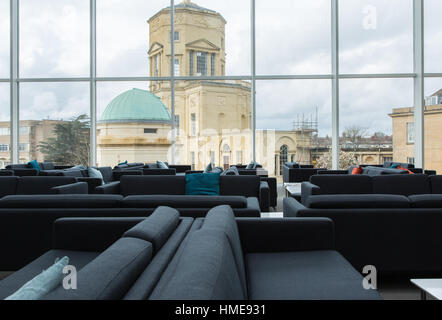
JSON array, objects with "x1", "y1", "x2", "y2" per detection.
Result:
[
  {"x1": 204, "y1": 163, "x2": 213, "y2": 173},
  {"x1": 88, "y1": 167, "x2": 104, "y2": 185},
  {"x1": 118, "y1": 161, "x2": 128, "y2": 166},
  {"x1": 156, "y1": 161, "x2": 168, "y2": 169},
  {"x1": 5, "y1": 257, "x2": 69, "y2": 300},
  {"x1": 390, "y1": 164, "x2": 400, "y2": 169},
  {"x1": 186, "y1": 173, "x2": 220, "y2": 196},
  {"x1": 28, "y1": 160, "x2": 41, "y2": 172}
]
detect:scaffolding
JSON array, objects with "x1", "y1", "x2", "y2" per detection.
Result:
[{"x1": 292, "y1": 108, "x2": 319, "y2": 164}]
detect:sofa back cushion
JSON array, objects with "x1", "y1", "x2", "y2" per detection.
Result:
[
  {"x1": 16, "y1": 176, "x2": 77, "y2": 195},
  {"x1": 202, "y1": 205, "x2": 247, "y2": 298},
  {"x1": 305, "y1": 194, "x2": 410, "y2": 209},
  {"x1": 62, "y1": 169, "x2": 87, "y2": 178},
  {"x1": 310, "y1": 175, "x2": 372, "y2": 195},
  {"x1": 0, "y1": 194, "x2": 123, "y2": 208},
  {"x1": 123, "y1": 206, "x2": 180, "y2": 253},
  {"x1": 220, "y1": 175, "x2": 260, "y2": 198},
  {"x1": 151, "y1": 229, "x2": 245, "y2": 300},
  {"x1": 97, "y1": 167, "x2": 113, "y2": 184},
  {"x1": 430, "y1": 175, "x2": 442, "y2": 194},
  {"x1": 40, "y1": 162, "x2": 55, "y2": 171},
  {"x1": 122, "y1": 195, "x2": 247, "y2": 209},
  {"x1": 0, "y1": 176, "x2": 19, "y2": 198},
  {"x1": 372, "y1": 174, "x2": 431, "y2": 196},
  {"x1": 120, "y1": 175, "x2": 186, "y2": 196},
  {"x1": 44, "y1": 237, "x2": 153, "y2": 300},
  {"x1": 185, "y1": 173, "x2": 220, "y2": 196}
]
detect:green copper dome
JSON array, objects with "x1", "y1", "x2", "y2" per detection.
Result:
[{"x1": 100, "y1": 88, "x2": 171, "y2": 123}]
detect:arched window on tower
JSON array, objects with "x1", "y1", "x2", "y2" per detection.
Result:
[{"x1": 279, "y1": 145, "x2": 288, "y2": 175}]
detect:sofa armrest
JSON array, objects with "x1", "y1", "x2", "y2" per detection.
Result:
[
  {"x1": 112, "y1": 170, "x2": 142, "y2": 181},
  {"x1": 95, "y1": 181, "x2": 120, "y2": 194},
  {"x1": 259, "y1": 181, "x2": 270, "y2": 212},
  {"x1": 52, "y1": 182, "x2": 88, "y2": 194},
  {"x1": 236, "y1": 217, "x2": 334, "y2": 253},
  {"x1": 301, "y1": 181, "x2": 320, "y2": 205},
  {"x1": 12, "y1": 168, "x2": 39, "y2": 176},
  {"x1": 283, "y1": 197, "x2": 311, "y2": 217},
  {"x1": 53, "y1": 217, "x2": 145, "y2": 252},
  {"x1": 77, "y1": 177, "x2": 103, "y2": 194}
]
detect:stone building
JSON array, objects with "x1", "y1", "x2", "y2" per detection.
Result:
[
  {"x1": 390, "y1": 88, "x2": 442, "y2": 173},
  {"x1": 0, "y1": 120, "x2": 63, "y2": 168}
]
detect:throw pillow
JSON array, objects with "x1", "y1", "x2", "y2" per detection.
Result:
[
  {"x1": 397, "y1": 166, "x2": 414, "y2": 174},
  {"x1": 118, "y1": 160, "x2": 128, "y2": 166},
  {"x1": 204, "y1": 163, "x2": 214, "y2": 173},
  {"x1": 245, "y1": 161, "x2": 255, "y2": 170},
  {"x1": 5, "y1": 257, "x2": 69, "y2": 300},
  {"x1": 28, "y1": 159, "x2": 41, "y2": 172},
  {"x1": 390, "y1": 163, "x2": 400, "y2": 169},
  {"x1": 351, "y1": 166, "x2": 363, "y2": 175},
  {"x1": 156, "y1": 161, "x2": 169, "y2": 169},
  {"x1": 185, "y1": 173, "x2": 220, "y2": 196},
  {"x1": 88, "y1": 167, "x2": 105, "y2": 185}
]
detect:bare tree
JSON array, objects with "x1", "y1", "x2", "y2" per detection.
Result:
[{"x1": 342, "y1": 125, "x2": 368, "y2": 151}]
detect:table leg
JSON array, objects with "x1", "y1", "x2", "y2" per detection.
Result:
[{"x1": 421, "y1": 290, "x2": 427, "y2": 300}]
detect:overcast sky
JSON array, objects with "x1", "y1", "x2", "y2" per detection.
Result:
[{"x1": 0, "y1": 0, "x2": 441, "y2": 137}]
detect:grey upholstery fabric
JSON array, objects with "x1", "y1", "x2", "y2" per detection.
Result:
[
  {"x1": 53, "y1": 182, "x2": 88, "y2": 194},
  {"x1": 123, "y1": 217, "x2": 194, "y2": 300},
  {"x1": 40, "y1": 162, "x2": 55, "y2": 170},
  {"x1": 0, "y1": 250, "x2": 100, "y2": 300},
  {"x1": 430, "y1": 175, "x2": 442, "y2": 194},
  {"x1": 0, "y1": 176, "x2": 19, "y2": 198},
  {"x1": 305, "y1": 194, "x2": 410, "y2": 209},
  {"x1": 0, "y1": 195, "x2": 123, "y2": 208},
  {"x1": 409, "y1": 194, "x2": 442, "y2": 208},
  {"x1": 44, "y1": 237, "x2": 153, "y2": 300},
  {"x1": 123, "y1": 206, "x2": 180, "y2": 253},
  {"x1": 121, "y1": 195, "x2": 247, "y2": 209},
  {"x1": 372, "y1": 174, "x2": 431, "y2": 196},
  {"x1": 310, "y1": 175, "x2": 373, "y2": 194},
  {"x1": 15, "y1": 177, "x2": 77, "y2": 195},
  {"x1": 246, "y1": 250, "x2": 382, "y2": 300},
  {"x1": 97, "y1": 167, "x2": 113, "y2": 184},
  {"x1": 219, "y1": 175, "x2": 260, "y2": 197},
  {"x1": 202, "y1": 206, "x2": 247, "y2": 299},
  {"x1": 120, "y1": 175, "x2": 186, "y2": 196},
  {"x1": 150, "y1": 229, "x2": 245, "y2": 300}
]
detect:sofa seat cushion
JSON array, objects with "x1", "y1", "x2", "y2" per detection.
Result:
[
  {"x1": 409, "y1": 194, "x2": 442, "y2": 208},
  {"x1": 0, "y1": 195, "x2": 124, "y2": 208},
  {"x1": 305, "y1": 194, "x2": 410, "y2": 209},
  {"x1": 151, "y1": 229, "x2": 245, "y2": 300},
  {"x1": 0, "y1": 176, "x2": 19, "y2": 198},
  {"x1": 122, "y1": 195, "x2": 248, "y2": 209},
  {"x1": 44, "y1": 237, "x2": 153, "y2": 300},
  {"x1": 0, "y1": 250, "x2": 100, "y2": 300},
  {"x1": 246, "y1": 250, "x2": 381, "y2": 300}
]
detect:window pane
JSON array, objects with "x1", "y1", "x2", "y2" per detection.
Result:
[
  {"x1": 424, "y1": 78, "x2": 442, "y2": 173},
  {"x1": 185, "y1": 0, "x2": 251, "y2": 76},
  {"x1": 425, "y1": 0, "x2": 442, "y2": 73},
  {"x1": 0, "y1": 0, "x2": 9, "y2": 78},
  {"x1": 19, "y1": 83, "x2": 90, "y2": 165},
  {"x1": 170, "y1": 80, "x2": 251, "y2": 168},
  {"x1": 339, "y1": 0, "x2": 413, "y2": 74},
  {"x1": 20, "y1": 0, "x2": 90, "y2": 78},
  {"x1": 340, "y1": 78, "x2": 413, "y2": 169},
  {"x1": 0, "y1": 84, "x2": 10, "y2": 168},
  {"x1": 97, "y1": 81, "x2": 172, "y2": 166},
  {"x1": 256, "y1": 0, "x2": 331, "y2": 75},
  {"x1": 97, "y1": 0, "x2": 165, "y2": 77},
  {"x1": 257, "y1": 80, "x2": 332, "y2": 177}
]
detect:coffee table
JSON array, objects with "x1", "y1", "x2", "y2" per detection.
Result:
[
  {"x1": 411, "y1": 278, "x2": 442, "y2": 300},
  {"x1": 284, "y1": 182, "x2": 301, "y2": 200}
]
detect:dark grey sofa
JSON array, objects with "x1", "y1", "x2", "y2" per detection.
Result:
[
  {"x1": 96, "y1": 175, "x2": 267, "y2": 214},
  {"x1": 284, "y1": 174, "x2": 442, "y2": 276},
  {"x1": 283, "y1": 162, "x2": 326, "y2": 183},
  {"x1": 0, "y1": 206, "x2": 381, "y2": 300}
]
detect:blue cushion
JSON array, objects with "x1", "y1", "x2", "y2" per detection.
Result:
[
  {"x1": 5, "y1": 257, "x2": 69, "y2": 300},
  {"x1": 204, "y1": 163, "x2": 213, "y2": 173},
  {"x1": 118, "y1": 160, "x2": 128, "y2": 166},
  {"x1": 186, "y1": 173, "x2": 220, "y2": 196},
  {"x1": 88, "y1": 167, "x2": 104, "y2": 185},
  {"x1": 28, "y1": 160, "x2": 41, "y2": 172},
  {"x1": 156, "y1": 161, "x2": 168, "y2": 169}
]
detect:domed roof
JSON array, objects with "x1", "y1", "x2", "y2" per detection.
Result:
[{"x1": 100, "y1": 88, "x2": 171, "y2": 123}]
